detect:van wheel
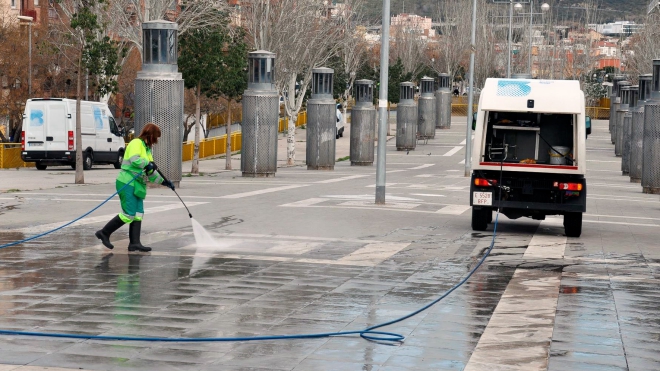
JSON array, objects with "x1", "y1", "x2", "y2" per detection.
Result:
[
  {"x1": 564, "y1": 212, "x2": 582, "y2": 237},
  {"x1": 83, "y1": 152, "x2": 93, "y2": 170},
  {"x1": 36, "y1": 164, "x2": 47, "y2": 171},
  {"x1": 114, "y1": 151, "x2": 124, "y2": 169},
  {"x1": 471, "y1": 207, "x2": 489, "y2": 231}
]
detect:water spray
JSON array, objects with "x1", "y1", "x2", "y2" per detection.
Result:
[{"x1": 158, "y1": 170, "x2": 192, "y2": 219}]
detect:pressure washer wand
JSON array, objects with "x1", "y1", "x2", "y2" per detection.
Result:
[{"x1": 157, "y1": 170, "x2": 193, "y2": 218}]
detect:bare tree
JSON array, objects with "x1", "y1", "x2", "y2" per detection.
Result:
[
  {"x1": 625, "y1": 12, "x2": 660, "y2": 78},
  {"x1": 430, "y1": 0, "x2": 473, "y2": 79},
  {"x1": 391, "y1": 25, "x2": 427, "y2": 77},
  {"x1": 102, "y1": 0, "x2": 228, "y2": 57},
  {"x1": 244, "y1": 0, "x2": 343, "y2": 165},
  {"x1": 337, "y1": 0, "x2": 368, "y2": 106}
]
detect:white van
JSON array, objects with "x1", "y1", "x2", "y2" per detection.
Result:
[
  {"x1": 470, "y1": 78, "x2": 591, "y2": 237},
  {"x1": 21, "y1": 98, "x2": 126, "y2": 170}
]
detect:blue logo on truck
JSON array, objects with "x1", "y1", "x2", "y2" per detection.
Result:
[
  {"x1": 30, "y1": 109, "x2": 44, "y2": 127},
  {"x1": 93, "y1": 106, "x2": 104, "y2": 129},
  {"x1": 496, "y1": 80, "x2": 531, "y2": 97}
]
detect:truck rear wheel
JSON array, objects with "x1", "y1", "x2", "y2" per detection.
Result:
[
  {"x1": 36, "y1": 164, "x2": 47, "y2": 171},
  {"x1": 564, "y1": 212, "x2": 582, "y2": 237},
  {"x1": 471, "y1": 207, "x2": 489, "y2": 231},
  {"x1": 114, "y1": 150, "x2": 124, "y2": 169},
  {"x1": 83, "y1": 152, "x2": 93, "y2": 171}
]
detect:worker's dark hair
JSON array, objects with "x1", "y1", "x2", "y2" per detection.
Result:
[{"x1": 139, "y1": 123, "x2": 161, "y2": 147}]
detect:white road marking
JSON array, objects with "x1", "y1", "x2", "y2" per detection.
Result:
[
  {"x1": 220, "y1": 184, "x2": 308, "y2": 198},
  {"x1": 339, "y1": 200, "x2": 419, "y2": 209},
  {"x1": 314, "y1": 175, "x2": 369, "y2": 184},
  {"x1": 280, "y1": 198, "x2": 327, "y2": 207},
  {"x1": 458, "y1": 159, "x2": 465, "y2": 164},
  {"x1": 408, "y1": 164, "x2": 434, "y2": 170},
  {"x1": 464, "y1": 219, "x2": 566, "y2": 371},
  {"x1": 321, "y1": 194, "x2": 422, "y2": 201},
  {"x1": 410, "y1": 193, "x2": 446, "y2": 197},
  {"x1": 338, "y1": 242, "x2": 410, "y2": 265},
  {"x1": 583, "y1": 220, "x2": 659, "y2": 227},
  {"x1": 523, "y1": 218, "x2": 566, "y2": 259},
  {"x1": 435, "y1": 204, "x2": 470, "y2": 215},
  {"x1": 12, "y1": 203, "x2": 208, "y2": 234},
  {"x1": 585, "y1": 213, "x2": 660, "y2": 221},
  {"x1": 443, "y1": 146, "x2": 464, "y2": 156}
]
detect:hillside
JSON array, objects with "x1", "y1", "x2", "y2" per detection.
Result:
[{"x1": 360, "y1": 0, "x2": 649, "y2": 24}]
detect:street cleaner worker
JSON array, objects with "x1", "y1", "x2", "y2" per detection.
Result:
[{"x1": 95, "y1": 123, "x2": 175, "y2": 252}]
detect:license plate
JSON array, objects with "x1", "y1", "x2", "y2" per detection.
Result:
[
  {"x1": 28, "y1": 142, "x2": 43, "y2": 147},
  {"x1": 473, "y1": 192, "x2": 492, "y2": 206}
]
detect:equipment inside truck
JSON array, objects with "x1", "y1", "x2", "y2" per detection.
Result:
[{"x1": 481, "y1": 111, "x2": 575, "y2": 166}]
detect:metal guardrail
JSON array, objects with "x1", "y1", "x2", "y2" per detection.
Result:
[
  {"x1": 182, "y1": 132, "x2": 242, "y2": 162},
  {"x1": 278, "y1": 111, "x2": 307, "y2": 132},
  {"x1": 0, "y1": 144, "x2": 34, "y2": 169}
]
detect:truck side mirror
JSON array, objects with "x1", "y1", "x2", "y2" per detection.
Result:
[
  {"x1": 472, "y1": 112, "x2": 477, "y2": 130},
  {"x1": 585, "y1": 116, "x2": 592, "y2": 137}
]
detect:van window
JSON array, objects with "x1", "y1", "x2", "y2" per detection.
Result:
[
  {"x1": 482, "y1": 111, "x2": 575, "y2": 165},
  {"x1": 109, "y1": 117, "x2": 120, "y2": 136}
]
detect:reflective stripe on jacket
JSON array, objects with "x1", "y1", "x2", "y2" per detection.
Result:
[{"x1": 117, "y1": 138, "x2": 164, "y2": 186}]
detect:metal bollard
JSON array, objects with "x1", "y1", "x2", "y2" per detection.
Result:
[
  {"x1": 241, "y1": 51, "x2": 279, "y2": 177},
  {"x1": 306, "y1": 68, "x2": 336, "y2": 170},
  {"x1": 435, "y1": 73, "x2": 452, "y2": 129},
  {"x1": 630, "y1": 75, "x2": 652, "y2": 183},
  {"x1": 642, "y1": 103, "x2": 660, "y2": 194},
  {"x1": 615, "y1": 83, "x2": 631, "y2": 157},
  {"x1": 417, "y1": 77, "x2": 435, "y2": 139},
  {"x1": 396, "y1": 82, "x2": 417, "y2": 151},
  {"x1": 350, "y1": 80, "x2": 376, "y2": 166},
  {"x1": 622, "y1": 86, "x2": 638, "y2": 175},
  {"x1": 610, "y1": 75, "x2": 626, "y2": 144},
  {"x1": 134, "y1": 21, "x2": 184, "y2": 187}
]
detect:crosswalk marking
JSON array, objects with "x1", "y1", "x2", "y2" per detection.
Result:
[
  {"x1": 436, "y1": 204, "x2": 470, "y2": 215},
  {"x1": 408, "y1": 163, "x2": 435, "y2": 170},
  {"x1": 443, "y1": 146, "x2": 464, "y2": 156},
  {"x1": 220, "y1": 184, "x2": 308, "y2": 198},
  {"x1": 280, "y1": 198, "x2": 327, "y2": 207},
  {"x1": 315, "y1": 175, "x2": 369, "y2": 184}
]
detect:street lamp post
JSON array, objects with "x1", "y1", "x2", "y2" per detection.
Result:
[
  {"x1": 515, "y1": 2, "x2": 549, "y2": 77},
  {"x1": 17, "y1": 15, "x2": 33, "y2": 97}
]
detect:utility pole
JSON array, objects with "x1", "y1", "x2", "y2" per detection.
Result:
[
  {"x1": 375, "y1": 0, "x2": 391, "y2": 204},
  {"x1": 465, "y1": 0, "x2": 477, "y2": 176}
]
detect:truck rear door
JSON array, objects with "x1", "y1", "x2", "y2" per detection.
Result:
[
  {"x1": 25, "y1": 102, "x2": 46, "y2": 150},
  {"x1": 45, "y1": 102, "x2": 68, "y2": 152}
]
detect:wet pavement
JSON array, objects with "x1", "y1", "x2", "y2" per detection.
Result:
[{"x1": 0, "y1": 118, "x2": 659, "y2": 370}]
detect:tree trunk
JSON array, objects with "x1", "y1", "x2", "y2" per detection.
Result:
[
  {"x1": 287, "y1": 113, "x2": 296, "y2": 166},
  {"x1": 191, "y1": 82, "x2": 201, "y2": 175},
  {"x1": 225, "y1": 98, "x2": 232, "y2": 170},
  {"x1": 75, "y1": 51, "x2": 84, "y2": 184}
]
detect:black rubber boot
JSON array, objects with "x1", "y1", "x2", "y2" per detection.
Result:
[
  {"x1": 127, "y1": 221, "x2": 151, "y2": 252},
  {"x1": 95, "y1": 215, "x2": 125, "y2": 249}
]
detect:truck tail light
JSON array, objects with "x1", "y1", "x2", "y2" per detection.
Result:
[
  {"x1": 554, "y1": 182, "x2": 583, "y2": 191},
  {"x1": 21, "y1": 131, "x2": 25, "y2": 150},
  {"x1": 68, "y1": 131, "x2": 74, "y2": 150},
  {"x1": 475, "y1": 178, "x2": 497, "y2": 187}
]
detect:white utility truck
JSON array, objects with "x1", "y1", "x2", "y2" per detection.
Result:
[
  {"x1": 21, "y1": 98, "x2": 125, "y2": 171},
  {"x1": 470, "y1": 78, "x2": 591, "y2": 237}
]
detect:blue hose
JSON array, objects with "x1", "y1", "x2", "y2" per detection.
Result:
[
  {"x1": 0, "y1": 172, "x2": 142, "y2": 250},
  {"x1": 0, "y1": 176, "x2": 501, "y2": 344}
]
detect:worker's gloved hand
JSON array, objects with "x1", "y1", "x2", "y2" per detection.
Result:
[
  {"x1": 144, "y1": 162, "x2": 157, "y2": 175},
  {"x1": 162, "y1": 179, "x2": 175, "y2": 191}
]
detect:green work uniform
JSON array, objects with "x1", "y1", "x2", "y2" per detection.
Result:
[{"x1": 116, "y1": 138, "x2": 164, "y2": 223}]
